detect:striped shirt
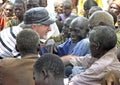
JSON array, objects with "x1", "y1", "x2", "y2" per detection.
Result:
[{"x1": 0, "y1": 26, "x2": 23, "y2": 58}]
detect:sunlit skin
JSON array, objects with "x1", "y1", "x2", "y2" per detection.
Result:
[
  {"x1": 63, "y1": 4, "x2": 72, "y2": 17},
  {"x1": 55, "y1": 3, "x2": 63, "y2": 14},
  {"x1": 14, "y1": 3, "x2": 25, "y2": 22},
  {"x1": 4, "y1": 4, "x2": 14, "y2": 17},
  {"x1": 109, "y1": 3, "x2": 120, "y2": 16},
  {"x1": 32, "y1": 24, "x2": 51, "y2": 39}
]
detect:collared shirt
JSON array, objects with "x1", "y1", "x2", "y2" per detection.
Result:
[
  {"x1": 57, "y1": 38, "x2": 90, "y2": 57},
  {"x1": 68, "y1": 47, "x2": 120, "y2": 85},
  {"x1": 57, "y1": 38, "x2": 75, "y2": 56}
]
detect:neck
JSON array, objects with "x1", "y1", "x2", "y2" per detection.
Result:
[
  {"x1": 95, "y1": 50, "x2": 107, "y2": 59},
  {"x1": 21, "y1": 53, "x2": 38, "y2": 58}
]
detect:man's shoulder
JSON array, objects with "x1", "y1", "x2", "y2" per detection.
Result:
[
  {"x1": 0, "y1": 25, "x2": 22, "y2": 33},
  {"x1": 0, "y1": 58, "x2": 19, "y2": 68},
  {"x1": 0, "y1": 57, "x2": 36, "y2": 69},
  {"x1": 76, "y1": 38, "x2": 89, "y2": 46},
  {"x1": 1, "y1": 58, "x2": 20, "y2": 63},
  {"x1": 0, "y1": 25, "x2": 23, "y2": 40}
]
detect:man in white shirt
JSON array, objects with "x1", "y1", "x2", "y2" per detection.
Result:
[{"x1": 0, "y1": 7, "x2": 54, "y2": 58}]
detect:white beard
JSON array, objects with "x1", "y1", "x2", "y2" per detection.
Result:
[{"x1": 40, "y1": 35, "x2": 47, "y2": 43}]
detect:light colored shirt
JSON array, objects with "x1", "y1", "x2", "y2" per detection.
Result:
[
  {"x1": 69, "y1": 47, "x2": 120, "y2": 85},
  {"x1": 0, "y1": 25, "x2": 22, "y2": 58},
  {"x1": 116, "y1": 29, "x2": 120, "y2": 47}
]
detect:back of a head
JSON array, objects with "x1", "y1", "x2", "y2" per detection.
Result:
[
  {"x1": 88, "y1": 6, "x2": 102, "y2": 17},
  {"x1": 34, "y1": 53, "x2": 64, "y2": 79},
  {"x1": 89, "y1": 6, "x2": 102, "y2": 11},
  {"x1": 89, "y1": 11, "x2": 115, "y2": 29},
  {"x1": 64, "y1": 15, "x2": 78, "y2": 26},
  {"x1": 89, "y1": 26, "x2": 117, "y2": 51},
  {"x1": 16, "y1": 29, "x2": 40, "y2": 56}
]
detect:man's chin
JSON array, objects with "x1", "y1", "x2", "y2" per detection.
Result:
[
  {"x1": 42, "y1": 35, "x2": 47, "y2": 39},
  {"x1": 40, "y1": 35, "x2": 47, "y2": 43}
]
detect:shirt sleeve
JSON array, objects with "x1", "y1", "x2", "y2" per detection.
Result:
[{"x1": 70, "y1": 54, "x2": 97, "y2": 69}]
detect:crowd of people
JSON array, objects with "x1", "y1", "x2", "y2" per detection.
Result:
[{"x1": 1, "y1": 0, "x2": 120, "y2": 85}]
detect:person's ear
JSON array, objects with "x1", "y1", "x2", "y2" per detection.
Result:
[
  {"x1": 15, "y1": 45, "x2": 19, "y2": 52},
  {"x1": 42, "y1": 69, "x2": 49, "y2": 83},
  {"x1": 42, "y1": 69, "x2": 48, "y2": 79},
  {"x1": 32, "y1": 24, "x2": 37, "y2": 31},
  {"x1": 95, "y1": 42, "x2": 100, "y2": 50}
]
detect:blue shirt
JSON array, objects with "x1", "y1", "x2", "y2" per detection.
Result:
[
  {"x1": 57, "y1": 38, "x2": 90, "y2": 57},
  {"x1": 57, "y1": 38, "x2": 73, "y2": 56},
  {"x1": 71, "y1": 38, "x2": 90, "y2": 56}
]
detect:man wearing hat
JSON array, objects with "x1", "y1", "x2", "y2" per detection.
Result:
[
  {"x1": 21, "y1": 7, "x2": 54, "y2": 39},
  {"x1": 0, "y1": 7, "x2": 54, "y2": 58}
]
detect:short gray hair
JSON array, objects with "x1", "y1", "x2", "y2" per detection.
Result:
[
  {"x1": 70, "y1": 16, "x2": 90, "y2": 38},
  {"x1": 88, "y1": 6, "x2": 102, "y2": 17},
  {"x1": 89, "y1": 26, "x2": 117, "y2": 51},
  {"x1": 16, "y1": 29, "x2": 40, "y2": 56},
  {"x1": 71, "y1": 16, "x2": 89, "y2": 28},
  {"x1": 89, "y1": 11, "x2": 115, "y2": 29},
  {"x1": 20, "y1": 22, "x2": 41, "y2": 29}
]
